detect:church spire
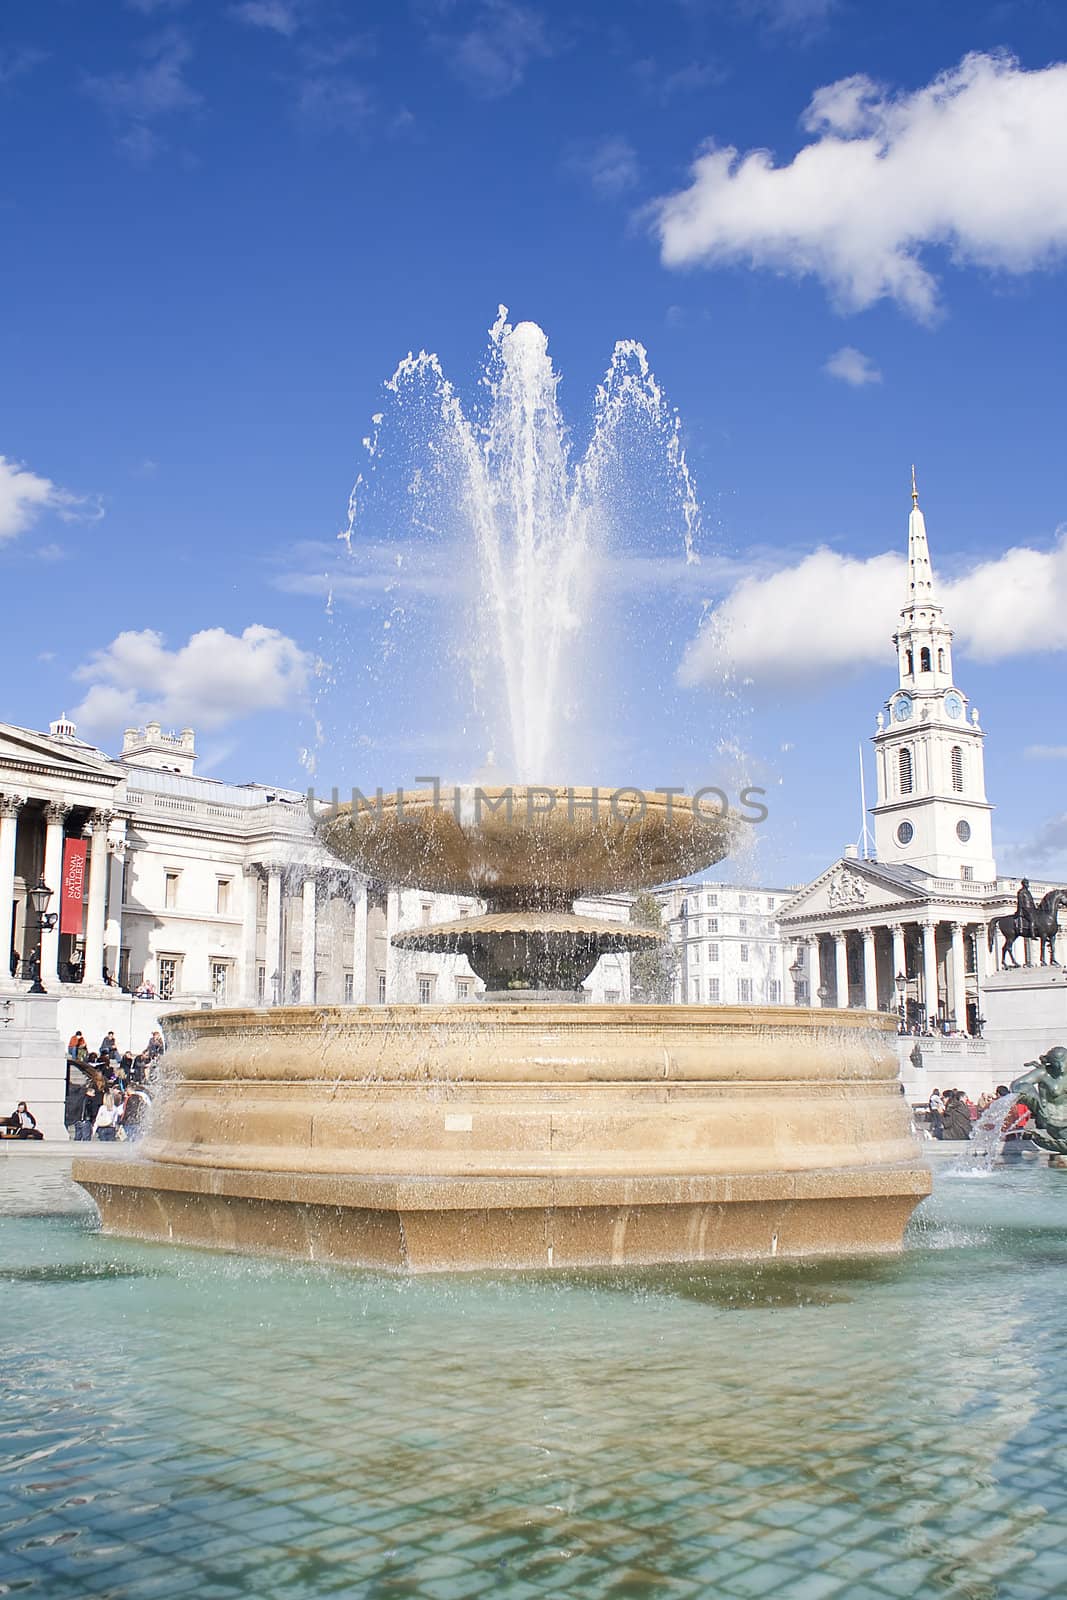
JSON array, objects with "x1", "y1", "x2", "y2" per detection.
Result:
[{"x1": 905, "y1": 463, "x2": 935, "y2": 610}]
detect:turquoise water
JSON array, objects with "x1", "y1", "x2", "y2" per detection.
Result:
[{"x1": 2, "y1": 1154, "x2": 1066, "y2": 1600}]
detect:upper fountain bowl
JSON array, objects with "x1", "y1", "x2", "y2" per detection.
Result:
[{"x1": 318, "y1": 786, "x2": 737, "y2": 901}]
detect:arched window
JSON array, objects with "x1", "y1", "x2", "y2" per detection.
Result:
[
  {"x1": 951, "y1": 746, "x2": 963, "y2": 792},
  {"x1": 904, "y1": 648, "x2": 913, "y2": 675},
  {"x1": 937, "y1": 647, "x2": 946, "y2": 671},
  {"x1": 920, "y1": 646, "x2": 931, "y2": 672},
  {"x1": 899, "y1": 747, "x2": 913, "y2": 795}
]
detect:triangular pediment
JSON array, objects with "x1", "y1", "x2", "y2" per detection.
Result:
[
  {"x1": 0, "y1": 722, "x2": 123, "y2": 786},
  {"x1": 779, "y1": 858, "x2": 920, "y2": 923}
]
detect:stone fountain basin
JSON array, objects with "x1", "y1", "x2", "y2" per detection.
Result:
[
  {"x1": 317, "y1": 786, "x2": 736, "y2": 899},
  {"x1": 73, "y1": 1005, "x2": 931, "y2": 1271}
]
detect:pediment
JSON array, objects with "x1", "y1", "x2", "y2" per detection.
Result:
[
  {"x1": 0, "y1": 722, "x2": 123, "y2": 786},
  {"x1": 779, "y1": 859, "x2": 916, "y2": 923}
]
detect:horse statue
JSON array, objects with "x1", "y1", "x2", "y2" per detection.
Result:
[{"x1": 988, "y1": 888, "x2": 1067, "y2": 968}]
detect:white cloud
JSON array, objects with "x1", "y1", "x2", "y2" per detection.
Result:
[
  {"x1": 0, "y1": 454, "x2": 101, "y2": 544},
  {"x1": 1026, "y1": 746, "x2": 1067, "y2": 760},
  {"x1": 824, "y1": 346, "x2": 881, "y2": 386},
  {"x1": 230, "y1": 1, "x2": 301, "y2": 36},
  {"x1": 652, "y1": 51, "x2": 1067, "y2": 319},
  {"x1": 436, "y1": 1, "x2": 552, "y2": 99},
  {"x1": 84, "y1": 27, "x2": 200, "y2": 157},
  {"x1": 567, "y1": 136, "x2": 640, "y2": 197},
  {"x1": 71, "y1": 625, "x2": 310, "y2": 737},
  {"x1": 680, "y1": 526, "x2": 1067, "y2": 690}
]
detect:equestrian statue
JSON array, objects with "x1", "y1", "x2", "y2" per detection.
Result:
[{"x1": 988, "y1": 881, "x2": 1067, "y2": 968}]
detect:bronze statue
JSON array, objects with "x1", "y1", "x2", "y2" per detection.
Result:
[
  {"x1": 989, "y1": 887, "x2": 1067, "y2": 968},
  {"x1": 1011, "y1": 1046, "x2": 1067, "y2": 1162}
]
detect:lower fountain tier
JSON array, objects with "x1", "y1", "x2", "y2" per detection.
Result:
[
  {"x1": 391, "y1": 908, "x2": 663, "y2": 991},
  {"x1": 73, "y1": 1004, "x2": 932, "y2": 1271}
]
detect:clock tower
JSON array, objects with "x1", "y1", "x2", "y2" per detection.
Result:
[{"x1": 871, "y1": 471, "x2": 996, "y2": 883}]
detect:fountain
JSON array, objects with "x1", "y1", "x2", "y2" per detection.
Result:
[{"x1": 73, "y1": 313, "x2": 930, "y2": 1268}]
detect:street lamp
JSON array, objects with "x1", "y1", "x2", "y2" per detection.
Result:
[
  {"x1": 788, "y1": 956, "x2": 804, "y2": 1005},
  {"x1": 894, "y1": 969, "x2": 907, "y2": 1031},
  {"x1": 26, "y1": 877, "x2": 58, "y2": 996},
  {"x1": 270, "y1": 969, "x2": 281, "y2": 1006}
]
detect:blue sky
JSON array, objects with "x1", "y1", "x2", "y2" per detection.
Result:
[{"x1": 2, "y1": 0, "x2": 1066, "y2": 886}]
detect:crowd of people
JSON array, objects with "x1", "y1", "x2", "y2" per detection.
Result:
[
  {"x1": 923, "y1": 1085, "x2": 1030, "y2": 1141},
  {"x1": 63, "y1": 1027, "x2": 166, "y2": 1142}
]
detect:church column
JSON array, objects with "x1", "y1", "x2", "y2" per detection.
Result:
[
  {"x1": 0, "y1": 795, "x2": 23, "y2": 986},
  {"x1": 950, "y1": 922, "x2": 968, "y2": 1033},
  {"x1": 82, "y1": 814, "x2": 110, "y2": 988},
  {"x1": 350, "y1": 879, "x2": 368, "y2": 1003},
  {"x1": 385, "y1": 889, "x2": 400, "y2": 1001},
  {"x1": 265, "y1": 867, "x2": 283, "y2": 1003},
  {"x1": 921, "y1": 920, "x2": 939, "y2": 1026},
  {"x1": 834, "y1": 933, "x2": 849, "y2": 1009},
  {"x1": 862, "y1": 927, "x2": 878, "y2": 1010},
  {"x1": 241, "y1": 870, "x2": 260, "y2": 1004},
  {"x1": 300, "y1": 875, "x2": 317, "y2": 1003},
  {"x1": 40, "y1": 803, "x2": 69, "y2": 985},
  {"x1": 890, "y1": 923, "x2": 907, "y2": 986}
]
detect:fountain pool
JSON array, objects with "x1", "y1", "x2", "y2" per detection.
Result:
[{"x1": 3, "y1": 1149, "x2": 1065, "y2": 1600}]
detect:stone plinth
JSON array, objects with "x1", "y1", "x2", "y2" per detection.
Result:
[
  {"x1": 74, "y1": 1004, "x2": 931, "y2": 1270},
  {"x1": 982, "y1": 965, "x2": 1067, "y2": 1083}
]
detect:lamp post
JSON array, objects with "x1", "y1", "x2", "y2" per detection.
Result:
[
  {"x1": 26, "y1": 877, "x2": 59, "y2": 996},
  {"x1": 270, "y1": 968, "x2": 281, "y2": 1006},
  {"x1": 894, "y1": 969, "x2": 907, "y2": 1031},
  {"x1": 788, "y1": 956, "x2": 804, "y2": 1006}
]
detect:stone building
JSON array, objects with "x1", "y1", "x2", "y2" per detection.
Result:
[{"x1": 657, "y1": 881, "x2": 803, "y2": 1006}]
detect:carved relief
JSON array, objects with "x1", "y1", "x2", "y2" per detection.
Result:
[{"x1": 827, "y1": 868, "x2": 867, "y2": 909}]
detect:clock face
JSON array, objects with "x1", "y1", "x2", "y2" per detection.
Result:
[
  {"x1": 944, "y1": 692, "x2": 963, "y2": 719},
  {"x1": 893, "y1": 695, "x2": 913, "y2": 723}
]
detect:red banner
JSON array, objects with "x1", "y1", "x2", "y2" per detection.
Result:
[{"x1": 60, "y1": 838, "x2": 88, "y2": 936}]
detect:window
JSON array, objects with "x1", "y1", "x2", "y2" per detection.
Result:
[
  {"x1": 956, "y1": 819, "x2": 971, "y2": 843},
  {"x1": 705, "y1": 893, "x2": 718, "y2": 909},
  {"x1": 158, "y1": 956, "x2": 180, "y2": 1000},
  {"x1": 904, "y1": 648, "x2": 913, "y2": 675},
  {"x1": 769, "y1": 979, "x2": 781, "y2": 1003},
  {"x1": 164, "y1": 871, "x2": 180, "y2": 909},
  {"x1": 738, "y1": 978, "x2": 753, "y2": 1003},
  {"x1": 691, "y1": 978, "x2": 701, "y2": 1002},
  {"x1": 211, "y1": 960, "x2": 229, "y2": 1004},
  {"x1": 766, "y1": 898, "x2": 774, "y2": 911},
  {"x1": 216, "y1": 878, "x2": 232, "y2": 915},
  {"x1": 951, "y1": 746, "x2": 964, "y2": 792},
  {"x1": 938, "y1": 648, "x2": 946, "y2": 671},
  {"x1": 604, "y1": 989, "x2": 621, "y2": 1004},
  {"x1": 739, "y1": 895, "x2": 748, "y2": 909},
  {"x1": 290, "y1": 970, "x2": 301, "y2": 1002},
  {"x1": 421, "y1": 901, "x2": 433, "y2": 926},
  {"x1": 119, "y1": 948, "x2": 131, "y2": 988},
  {"x1": 897, "y1": 820, "x2": 914, "y2": 845},
  {"x1": 417, "y1": 975, "x2": 436, "y2": 1004},
  {"x1": 344, "y1": 972, "x2": 354, "y2": 1004},
  {"x1": 962, "y1": 865, "x2": 974, "y2": 882},
  {"x1": 920, "y1": 646, "x2": 931, "y2": 672},
  {"x1": 259, "y1": 881, "x2": 268, "y2": 916},
  {"x1": 740, "y1": 944, "x2": 749, "y2": 962},
  {"x1": 708, "y1": 918, "x2": 718, "y2": 933},
  {"x1": 257, "y1": 966, "x2": 266, "y2": 1004},
  {"x1": 708, "y1": 943, "x2": 719, "y2": 962},
  {"x1": 707, "y1": 978, "x2": 720, "y2": 1003},
  {"x1": 377, "y1": 973, "x2": 387, "y2": 1004},
  {"x1": 739, "y1": 918, "x2": 748, "y2": 934},
  {"x1": 456, "y1": 978, "x2": 472, "y2": 1001},
  {"x1": 899, "y1": 747, "x2": 913, "y2": 795}
]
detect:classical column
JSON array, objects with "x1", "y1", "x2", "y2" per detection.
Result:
[
  {"x1": 300, "y1": 875, "x2": 317, "y2": 1003},
  {"x1": 82, "y1": 814, "x2": 110, "y2": 988},
  {"x1": 834, "y1": 932, "x2": 849, "y2": 1008},
  {"x1": 40, "y1": 803, "x2": 68, "y2": 984},
  {"x1": 265, "y1": 867, "x2": 283, "y2": 1003},
  {"x1": 950, "y1": 922, "x2": 968, "y2": 1033},
  {"x1": 104, "y1": 820, "x2": 127, "y2": 983},
  {"x1": 241, "y1": 869, "x2": 260, "y2": 1004},
  {"x1": 350, "y1": 879, "x2": 368, "y2": 1003},
  {"x1": 921, "y1": 920, "x2": 940, "y2": 1025},
  {"x1": 385, "y1": 889, "x2": 400, "y2": 1001},
  {"x1": 862, "y1": 927, "x2": 878, "y2": 1010},
  {"x1": 891, "y1": 923, "x2": 907, "y2": 986},
  {"x1": 0, "y1": 794, "x2": 23, "y2": 985}
]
